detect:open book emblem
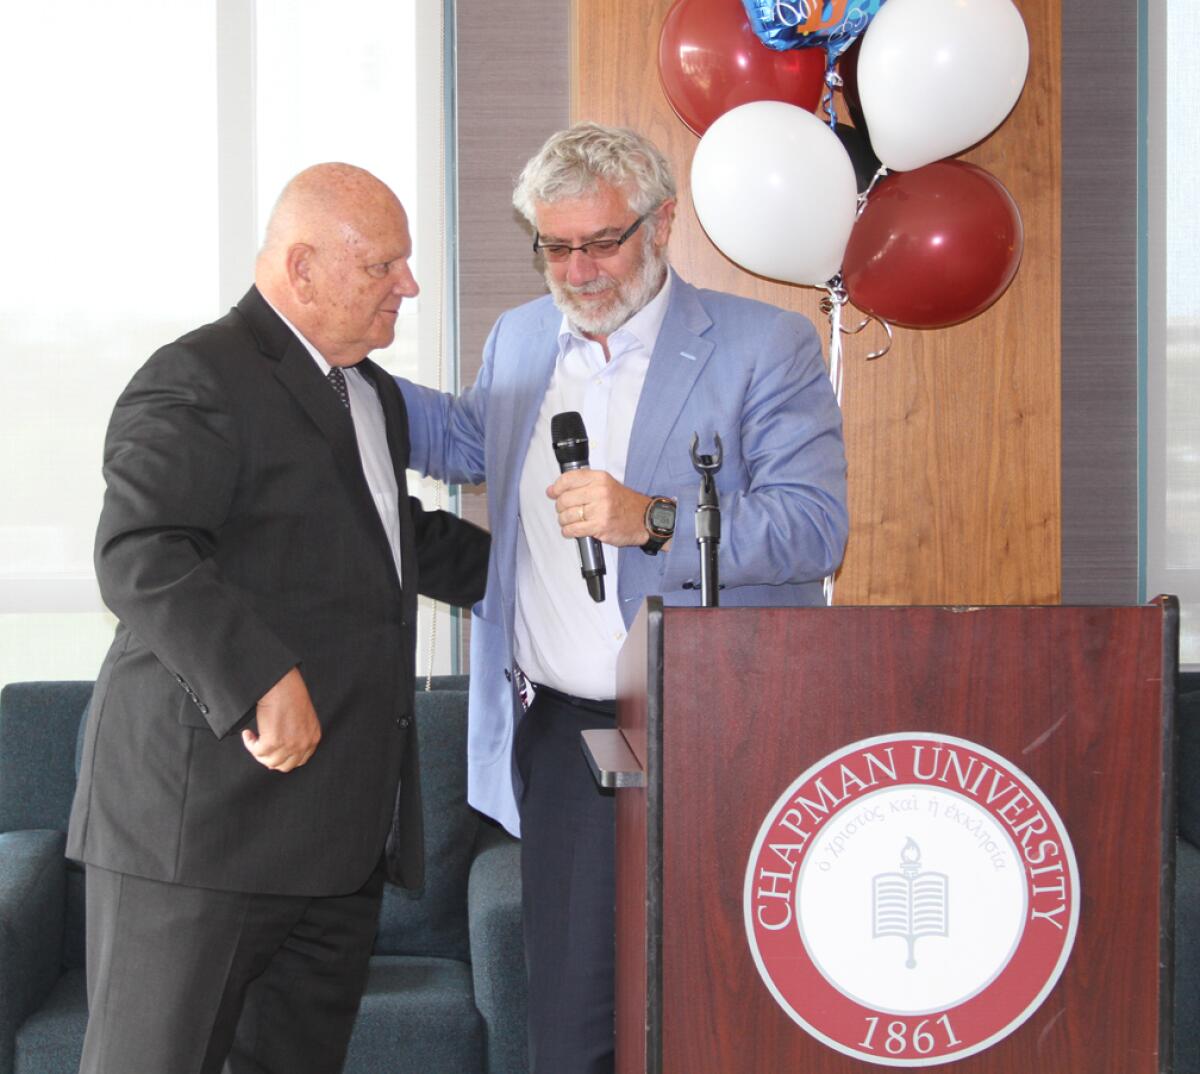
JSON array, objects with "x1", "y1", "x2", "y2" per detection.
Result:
[{"x1": 872, "y1": 837, "x2": 949, "y2": 969}]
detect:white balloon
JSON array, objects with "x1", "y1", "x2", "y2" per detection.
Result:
[
  {"x1": 690, "y1": 101, "x2": 858, "y2": 288},
  {"x1": 857, "y1": 0, "x2": 1030, "y2": 172}
]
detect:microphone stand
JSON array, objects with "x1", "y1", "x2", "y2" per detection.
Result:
[{"x1": 690, "y1": 434, "x2": 723, "y2": 608}]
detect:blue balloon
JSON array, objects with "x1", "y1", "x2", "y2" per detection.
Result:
[{"x1": 742, "y1": 0, "x2": 887, "y2": 63}]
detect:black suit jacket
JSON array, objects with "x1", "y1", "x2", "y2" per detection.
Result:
[{"x1": 67, "y1": 287, "x2": 488, "y2": 896}]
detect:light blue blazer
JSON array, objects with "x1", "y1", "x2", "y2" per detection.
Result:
[{"x1": 398, "y1": 271, "x2": 848, "y2": 834}]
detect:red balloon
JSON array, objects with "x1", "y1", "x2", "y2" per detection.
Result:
[
  {"x1": 659, "y1": 0, "x2": 826, "y2": 137},
  {"x1": 842, "y1": 161, "x2": 1024, "y2": 329}
]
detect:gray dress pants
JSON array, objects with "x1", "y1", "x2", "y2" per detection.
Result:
[{"x1": 79, "y1": 862, "x2": 383, "y2": 1074}]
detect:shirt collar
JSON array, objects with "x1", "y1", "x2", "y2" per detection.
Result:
[{"x1": 556, "y1": 268, "x2": 674, "y2": 358}]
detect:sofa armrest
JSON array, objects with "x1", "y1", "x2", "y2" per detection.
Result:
[
  {"x1": 0, "y1": 830, "x2": 68, "y2": 1074},
  {"x1": 467, "y1": 821, "x2": 527, "y2": 1074}
]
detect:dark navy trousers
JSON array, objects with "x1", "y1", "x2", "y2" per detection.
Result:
[{"x1": 515, "y1": 686, "x2": 618, "y2": 1074}]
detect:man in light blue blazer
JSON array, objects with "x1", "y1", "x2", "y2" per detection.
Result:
[{"x1": 397, "y1": 123, "x2": 848, "y2": 1074}]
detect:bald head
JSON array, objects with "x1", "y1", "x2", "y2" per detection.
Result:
[
  {"x1": 259, "y1": 163, "x2": 393, "y2": 262},
  {"x1": 256, "y1": 163, "x2": 419, "y2": 366}
]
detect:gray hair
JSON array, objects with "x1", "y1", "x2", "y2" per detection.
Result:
[{"x1": 512, "y1": 122, "x2": 676, "y2": 226}]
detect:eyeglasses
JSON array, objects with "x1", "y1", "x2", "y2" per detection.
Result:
[{"x1": 533, "y1": 213, "x2": 648, "y2": 262}]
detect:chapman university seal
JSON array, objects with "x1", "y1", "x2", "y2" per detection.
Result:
[{"x1": 744, "y1": 733, "x2": 1080, "y2": 1067}]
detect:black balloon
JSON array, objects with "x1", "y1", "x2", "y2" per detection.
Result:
[
  {"x1": 838, "y1": 34, "x2": 870, "y2": 137},
  {"x1": 834, "y1": 123, "x2": 883, "y2": 194}
]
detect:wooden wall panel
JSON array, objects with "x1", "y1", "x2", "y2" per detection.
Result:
[
  {"x1": 453, "y1": 0, "x2": 569, "y2": 669},
  {"x1": 1060, "y1": 0, "x2": 1140, "y2": 604},
  {"x1": 455, "y1": 0, "x2": 571, "y2": 533},
  {"x1": 572, "y1": 0, "x2": 1061, "y2": 605}
]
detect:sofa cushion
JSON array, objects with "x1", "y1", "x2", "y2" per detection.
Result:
[
  {"x1": 1179, "y1": 690, "x2": 1200, "y2": 848},
  {"x1": 14, "y1": 960, "x2": 489, "y2": 1074},
  {"x1": 0, "y1": 683, "x2": 92, "y2": 834},
  {"x1": 0, "y1": 829, "x2": 69, "y2": 1074},
  {"x1": 61, "y1": 865, "x2": 86, "y2": 973},
  {"x1": 343, "y1": 956, "x2": 484, "y2": 1074},
  {"x1": 13, "y1": 950, "x2": 492, "y2": 1074},
  {"x1": 1177, "y1": 837, "x2": 1200, "y2": 1074},
  {"x1": 13, "y1": 968, "x2": 85, "y2": 1074}
]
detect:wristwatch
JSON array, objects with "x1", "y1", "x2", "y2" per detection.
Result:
[{"x1": 641, "y1": 496, "x2": 677, "y2": 555}]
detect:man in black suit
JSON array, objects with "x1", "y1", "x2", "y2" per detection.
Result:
[{"x1": 66, "y1": 163, "x2": 489, "y2": 1074}]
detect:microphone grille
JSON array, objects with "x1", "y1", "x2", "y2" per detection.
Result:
[
  {"x1": 551, "y1": 411, "x2": 589, "y2": 467},
  {"x1": 551, "y1": 410, "x2": 586, "y2": 444}
]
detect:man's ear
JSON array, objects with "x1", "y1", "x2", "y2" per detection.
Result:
[
  {"x1": 652, "y1": 198, "x2": 677, "y2": 250},
  {"x1": 286, "y1": 243, "x2": 317, "y2": 302}
]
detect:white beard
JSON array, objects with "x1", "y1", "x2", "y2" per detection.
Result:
[{"x1": 546, "y1": 237, "x2": 668, "y2": 339}]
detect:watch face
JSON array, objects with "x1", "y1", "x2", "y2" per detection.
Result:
[{"x1": 648, "y1": 499, "x2": 676, "y2": 535}]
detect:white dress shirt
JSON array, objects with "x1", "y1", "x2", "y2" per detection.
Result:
[
  {"x1": 267, "y1": 302, "x2": 403, "y2": 587},
  {"x1": 513, "y1": 273, "x2": 672, "y2": 700}
]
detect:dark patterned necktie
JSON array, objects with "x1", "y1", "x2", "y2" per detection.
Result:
[{"x1": 327, "y1": 366, "x2": 351, "y2": 411}]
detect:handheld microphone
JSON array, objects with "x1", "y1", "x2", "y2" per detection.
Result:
[{"x1": 551, "y1": 411, "x2": 606, "y2": 603}]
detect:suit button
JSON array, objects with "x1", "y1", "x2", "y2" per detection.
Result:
[
  {"x1": 197, "y1": 703, "x2": 210, "y2": 716},
  {"x1": 397, "y1": 715, "x2": 411, "y2": 729}
]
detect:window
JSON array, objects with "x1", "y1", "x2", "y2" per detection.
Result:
[
  {"x1": 1145, "y1": 0, "x2": 1200, "y2": 669},
  {"x1": 0, "y1": 0, "x2": 458, "y2": 691}
]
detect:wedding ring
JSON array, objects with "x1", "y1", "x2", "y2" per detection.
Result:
[{"x1": 578, "y1": 505, "x2": 585, "y2": 522}]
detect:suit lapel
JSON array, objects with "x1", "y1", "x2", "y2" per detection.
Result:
[
  {"x1": 489, "y1": 302, "x2": 561, "y2": 614},
  {"x1": 625, "y1": 273, "x2": 715, "y2": 493},
  {"x1": 494, "y1": 306, "x2": 561, "y2": 498},
  {"x1": 234, "y1": 289, "x2": 403, "y2": 589},
  {"x1": 236, "y1": 289, "x2": 366, "y2": 491},
  {"x1": 273, "y1": 340, "x2": 364, "y2": 479}
]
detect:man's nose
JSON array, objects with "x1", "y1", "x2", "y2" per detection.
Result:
[
  {"x1": 393, "y1": 262, "x2": 419, "y2": 298},
  {"x1": 564, "y1": 249, "x2": 598, "y2": 287}
]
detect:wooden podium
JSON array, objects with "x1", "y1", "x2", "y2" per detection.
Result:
[{"x1": 588, "y1": 598, "x2": 1178, "y2": 1073}]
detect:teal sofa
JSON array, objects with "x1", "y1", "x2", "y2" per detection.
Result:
[{"x1": 0, "y1": 678, "x2": 528, "y2": 1074}]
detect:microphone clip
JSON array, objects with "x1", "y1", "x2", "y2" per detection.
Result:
[{"x1": 690, "y1": 434, "x2": 723, "y2": 607}]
